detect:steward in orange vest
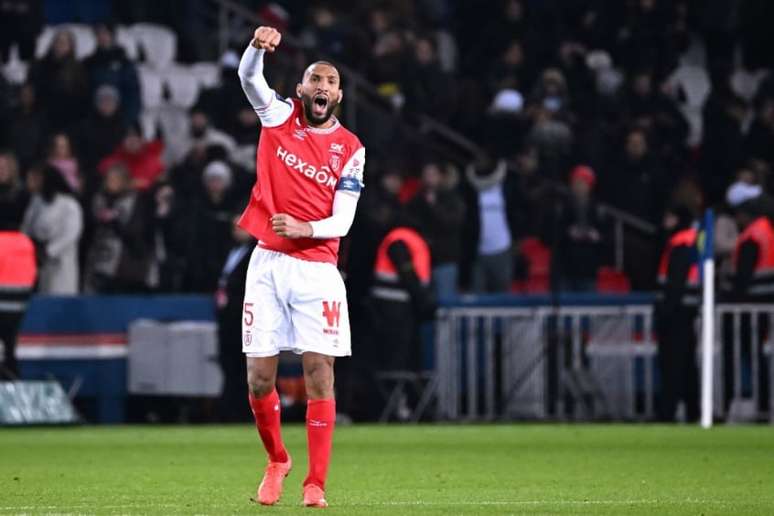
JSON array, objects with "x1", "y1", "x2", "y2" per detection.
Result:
[
  {"x1": 728, "y1": 198, "x2": 773, "y2": 413},
  {"x1": 731, "y1": 211, "x2": 774, "y2": 301},
  {"x1": 0, "y1": 231, "x2": 37, "y2": 378},
  {"x1": 654, "y1": 203, "x2": 699, "y2": 422},
  {"x1": 369, "y1": 227, "x2": 436, "y2": 374}
]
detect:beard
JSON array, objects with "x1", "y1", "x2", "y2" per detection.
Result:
[{"x1": 301, "y1": 92, "x2": 338, "y2": 126}]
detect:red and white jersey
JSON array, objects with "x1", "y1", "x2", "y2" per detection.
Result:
[{"x1": 238, "y1": 97, "x2": 365, "y2": 265}]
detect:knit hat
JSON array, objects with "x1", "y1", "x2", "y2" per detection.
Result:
[
  {"x1": 490, "y1": 89, "x2": 524, "y2": 114},
  {"x1": 203, "y1": 160, "x2": 232, "y2": 187},
  {"x1": 726, "y1": 181, "x2": 762, "y2": 207},
  {"x1": 570, "y1": 165, "x2": 596, "y2": 188}
]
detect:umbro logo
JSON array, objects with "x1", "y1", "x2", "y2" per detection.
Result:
[
  {"x1": 294, "y1": 129, "x2": 307, "y2": 141},
  {"x1": 329, "y1": 143, "x2": 344, "y2": 154}
]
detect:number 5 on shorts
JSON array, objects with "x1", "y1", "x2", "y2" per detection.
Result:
[{"x1": 244, "y1": 302, "x2": 254, "y2": 326}]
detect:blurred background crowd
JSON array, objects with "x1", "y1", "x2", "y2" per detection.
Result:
[{"x1": 2, "y1": 0, "x2": 774, "y2": 302}]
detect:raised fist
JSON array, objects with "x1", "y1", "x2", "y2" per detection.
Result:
[{"x1": 252, "y1": 26, "x2": 282, "y2": 53}]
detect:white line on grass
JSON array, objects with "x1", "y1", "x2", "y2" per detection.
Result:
[{"x1": 0, "y1": 499, "x2": 733, "y2": 511}]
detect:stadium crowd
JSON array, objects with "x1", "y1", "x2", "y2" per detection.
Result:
[{"x1": 1, "y1": 0, "x2": 774, "y2": 302}]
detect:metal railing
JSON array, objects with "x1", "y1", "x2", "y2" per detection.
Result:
[
  {"x1": 435, "y1": 304, "x2": 658, "y2": 422},
  {"x1": 717, "y1": 304, "x2": 774, "y2": 423},
  {"x1": 434, "y1": 302, "x2": 774, "y2": 423}
]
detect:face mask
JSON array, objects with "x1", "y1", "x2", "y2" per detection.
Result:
[{"x1": 543, "y1": 96, "x2": 562, "y2": 112}]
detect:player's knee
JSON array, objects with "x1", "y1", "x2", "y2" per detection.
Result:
[
  {"x1": 246, "y1": 366, "x2": 275, "y2": 398},
  {"x1": 304, "y1": 360, "x2": 334, "y2": 398}
]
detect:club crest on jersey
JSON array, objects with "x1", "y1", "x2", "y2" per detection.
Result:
[
  {"x1": 329, "y1": 142, "x2": 344, "y2": 154},
  {"x1": 329, "y1": 154, "x2": 341, "y2": 172}
]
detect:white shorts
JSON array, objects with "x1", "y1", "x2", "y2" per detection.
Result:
[{"x1": 242, "y1": 246, "x2": 351, "y2": 358}]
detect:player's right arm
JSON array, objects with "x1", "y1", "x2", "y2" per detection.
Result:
[{"x1": 237, "y1": 26, "x2": 292, "y2": 127}]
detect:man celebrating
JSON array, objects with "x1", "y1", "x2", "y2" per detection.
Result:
[{"x1": 237, "y1": 27, "x2": 365, "y2": 508}]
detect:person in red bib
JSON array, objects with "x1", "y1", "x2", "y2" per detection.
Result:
[
  {"x1": 654, "y1": 203, "x2": 699, "y2": 422},
  {"x1": 728, "y1": 196, "x2": 774, "y2": 415},
  {"x1": 0, "y1": 230, "x2": 37, "y2": 378},
  {"x1": 237, "y1": 27, "x2": 365, "y2": 508}
]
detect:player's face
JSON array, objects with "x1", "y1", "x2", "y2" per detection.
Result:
[{"x1": 297, "y1": 63, "x2": 342, "y2": 126}]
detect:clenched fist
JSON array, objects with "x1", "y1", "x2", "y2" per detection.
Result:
[
  {"x1": 271, "y1": 213, "x2": 313, "y2": 239},
  {"x1": 252, "y1": 26, "x2": 282, "y2": 52}
]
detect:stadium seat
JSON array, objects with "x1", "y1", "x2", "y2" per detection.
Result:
[
  {"x1": 190, "y1": 62, "x2": 222, "y2": 89},
  {"x1": 163, "y1": 66, "x2": 201, "y2": 109},
  {"x1": 137, "y1": 64, "x2": 164, "y2": 108},
  {"x1": 666, "y1": 65, "x2": 710, "y2": 145},
  {"x1": 138, "y1": 108, "x2": 160, "y2": 141},
  {"x1": 518, "y1": 237, "x2": 551, "y2": 294},
  {"x1": 114, "y1": 25, "x2": 140, "y2": 61},
  {"x1": 35, "y1": 24, "x2": 97, "y2": 60},
  {"x1": 154, "y1": 105, "x2": 191, "y2": 164},
  {"x1": 1, "y1": 45, "x2": 28, "y2": 85},
  {"x1": 131, "y1": 23, "x2": 177, "y2": 69},
  {"x1": 596, "y1": 267, "x2": 631, "y2": 293}
]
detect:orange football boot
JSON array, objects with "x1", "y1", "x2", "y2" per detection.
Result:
[
  {"x1": 302, "y1": 484, "x2": 328, "y2": 508},
  {"x1": 256, "y1": 456, "x2": 292, "y2": 505}
]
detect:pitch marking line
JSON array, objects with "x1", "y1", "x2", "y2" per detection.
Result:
[{"x1": 0, "y1": 499, "x2": 734, "y2": 511}]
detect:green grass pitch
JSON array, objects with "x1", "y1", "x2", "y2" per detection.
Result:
[{"x1": 1, "y1": 424, "x2": 774, "y2": 514}]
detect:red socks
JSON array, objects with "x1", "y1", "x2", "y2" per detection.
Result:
[
  {"x1": 248, "y1": 389, "x2": 289, "y2": 464},
  {"x1": 249, "y1": 391, "x2": 335, "y2": 489},
  {"x1": 304, "y1": 398, "x2": 336, "y2": 489}
]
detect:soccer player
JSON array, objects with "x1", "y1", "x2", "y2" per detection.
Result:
[{"x1": 236, "y1": 26, "x2": 365, "y2": 508}]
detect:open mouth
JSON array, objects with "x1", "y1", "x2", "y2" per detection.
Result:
[{"x1": 312, "y1": 94, "x2": 329, "y2": 115}]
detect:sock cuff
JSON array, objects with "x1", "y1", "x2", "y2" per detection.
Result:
[
  {"x1": 249, "y1": 388, "x2": 280, "y2": 410},
  {"x1": 306, "y1": 398, "x2": 336, "y2": 421}
]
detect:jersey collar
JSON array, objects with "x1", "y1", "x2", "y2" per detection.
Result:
[{"x1": 295, "y1": 115, "x2": 341, "y2": 134}]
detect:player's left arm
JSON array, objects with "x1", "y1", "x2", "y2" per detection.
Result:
[{"x1": 271, "y1": 147, "x2": 365, "y2": 239}]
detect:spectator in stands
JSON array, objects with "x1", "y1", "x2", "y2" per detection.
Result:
[
  {"x1": 487, "y1": 40, "x2": 529, "y2": 98},
  {"x1": 182, "y1": 161, "x2": 242, "y2": 292},
  {"x1": 228, "y1": 106, "x2": 260, "y2": 172},
  {"x1": 167, "y1": 136, "x2": 219, "y2": 201},
  {"x1": 622, "y1": 68, "x2": 689, "y2": 160},
  {"x1": 367, "y1": 28, "x2": 408, "y2": 102},
  {"x1": 83, "y1": 163, "x2": 155, "y2": 293},
  {"x1": 197, "y1": 50, "x2": 246, "y2": 135},
  {"x1": 554, "y1": 165, "x2": 608, "y2": 292},
  {"x1": 73, "y1": 85, "x2": 127, "y2": 181},
  {"x1": 173, "y1": 107, "x2": 236, "y2": 167},
  {"x1": 407, "y1": 161, "x2": 465, "y2": 299},
  {"x1": 47, "y1": 132, "x2": 82, "y2": 195},
  {"x1": 6, "y1": 83, "x2": 48, "y2": 172},
  {"x1": 21, "y1": 164, "x2": 83, "y2": 294},
  {"x1": 463, "y1": 157, "x2": 515, "y2": 293},
  {"x1": 28, "y1": 29, "x2": 89, "y2": 130},
  {"x1": 745, "y1": 94, "x2": 774, "y2": 166},
  {"x1": 0, "y1": 0, "x2": 42, "y2": 61},
  {"x1": 98, "y1": 123, "x2": 165, "y2": 191},
  {"x1": 84, "y1": 22, "x2": 141, "y2": 125},
  {"x1": 699, "y1": 67, "x2": 747, "y2": 205},
  {"x1": 525, "y1": 68, "x2": 574, "y2": 179},
  {"x1": 0, "y1": 152, "x2": 29, "y2": 230},
  {"x1": 403, "y1": 36, "x2": 455, "y2": 121},
  {"x1": 300, "y1": 4, "x2": 351, "y2": 63},
  {"x1": 603, "y1": 127, "x2": 668, "y2": 225}
]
